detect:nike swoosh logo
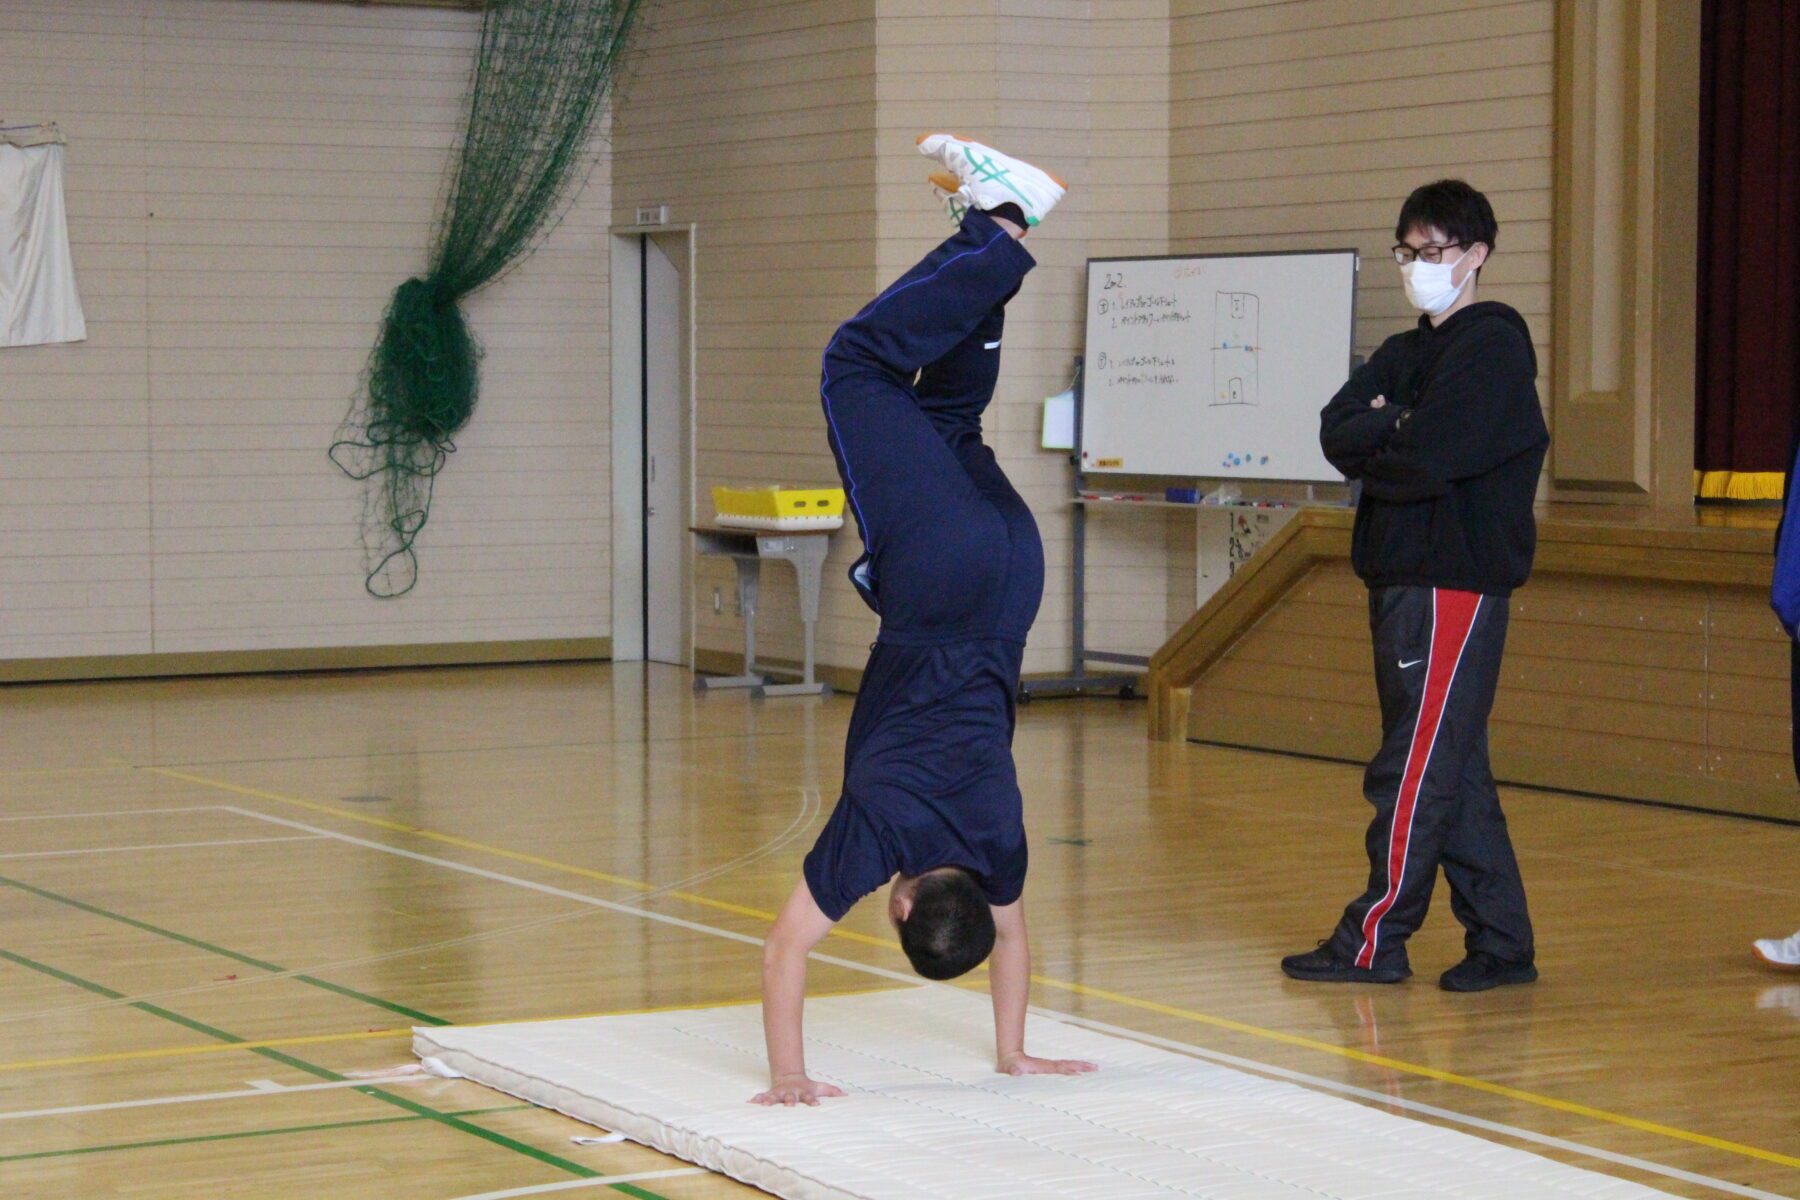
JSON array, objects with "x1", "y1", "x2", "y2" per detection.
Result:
[{"x1": 1398, "y1": 659, "x2": 1423, "y2": 669}]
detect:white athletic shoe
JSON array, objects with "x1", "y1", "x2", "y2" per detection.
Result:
[
  {"x1": 916, "y1": 132, "x2": 1065, "y2": 226},
  {"x1": 929, "y1": 171, "x2": 972, "y2": 225},
  {"x1": 1753, "y1": 931, "x2": 1800, "y2": 969}
]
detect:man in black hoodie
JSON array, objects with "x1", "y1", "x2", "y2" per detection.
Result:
[{"x1": 1282, "y1": 180, "x2": 1549, "y2": 992}]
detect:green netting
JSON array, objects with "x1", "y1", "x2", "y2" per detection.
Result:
[{"x1": 331, "y1": 0, "x2": 641, "y2": 597}]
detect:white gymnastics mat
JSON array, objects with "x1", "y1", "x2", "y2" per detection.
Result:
[{"x1": 415, "y1": 987, "x2": 1677, "y2": 1200}]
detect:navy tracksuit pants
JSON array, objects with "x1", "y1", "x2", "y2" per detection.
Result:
[
  {"x1": 819, "y1": 211, "x2": 1044, "y2": 648},
  {"x1": 1328, "y1": 585, "x2": 1534, "y2": 971}
]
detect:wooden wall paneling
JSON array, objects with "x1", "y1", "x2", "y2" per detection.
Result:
[{"x1": 0, "y1": 0, "x2": 614, "y2": 669}]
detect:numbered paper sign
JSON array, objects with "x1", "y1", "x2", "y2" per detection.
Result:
[{"x1": 1080, "y1": 251, "x2": 1357, "y2": 482}]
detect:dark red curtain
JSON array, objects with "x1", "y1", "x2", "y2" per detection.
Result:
[{"x1": 1695, "y1": 0, "x2": 1800, "y2": 480}]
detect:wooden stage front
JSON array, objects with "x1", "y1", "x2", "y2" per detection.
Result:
[{"x1": 1146, "y1": 504, "x2": 1796, "y2": 822}]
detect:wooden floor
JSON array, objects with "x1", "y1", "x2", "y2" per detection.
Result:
[{"x1": 2, "y1": 661, "x2": 1798, "y2": 1200}]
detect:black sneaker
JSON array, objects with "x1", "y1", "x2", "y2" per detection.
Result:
[
  {"x1": 1280, "y1": 941, "x2": 1410, "y2": 984},
  {"x1": 1439, "y1": 952, "x2": 1537, "y2": 993}
]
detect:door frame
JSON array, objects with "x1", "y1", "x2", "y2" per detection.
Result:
[{"x1": 609, "y1": 223, "x2": 697, "y2": 664}]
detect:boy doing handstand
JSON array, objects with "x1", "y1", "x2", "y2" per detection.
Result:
[{"x1": 752, "y1": 135, "x2": 1096, "y2": 1106}]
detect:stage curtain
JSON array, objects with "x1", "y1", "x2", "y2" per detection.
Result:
[{"x1": 1695, "y1": 0, "x2": 1800, "y2": 500}]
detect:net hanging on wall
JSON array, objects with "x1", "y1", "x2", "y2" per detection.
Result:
[{"x1": 331, "y1": 0, "x2": 641, "y2": 597}]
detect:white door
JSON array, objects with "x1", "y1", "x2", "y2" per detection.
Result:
[
  {"x1": 641, "y1": 235, "x2": 686, "y2": 664},
  {"x1": 609, "y1": 230, "x2": 690, "y2": 665}
]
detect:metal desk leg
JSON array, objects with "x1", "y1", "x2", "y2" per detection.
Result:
[
  {"x1": 754, "y1": 534, "x2": 832, "y2": 699},
  {"x1": 694, "y1": 555, "x2": 768, "y2": 692}
]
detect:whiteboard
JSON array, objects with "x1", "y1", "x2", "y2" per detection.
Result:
[{"x1": 1079, "y1": 250, "x2": 1357, "y2": 482}]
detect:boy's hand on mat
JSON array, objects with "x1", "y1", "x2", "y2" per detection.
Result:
[
  {"x1": 998, "y1": 1053, "x2": 1098, "y2": 1077},
  {"x1": 750, "y1": 1074, "x2": 845, "y2": 1107},
  {"x1": 1369, "y1": 394, "x2": 1387, "y2": 408}
]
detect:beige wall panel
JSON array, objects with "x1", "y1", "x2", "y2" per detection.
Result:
[
  {"x1": 0, "y1": 0, "x2": 614, "y2": 664},
  {"x1": 615, "y1": 1, "x2": 1170, "y2": 678},
  {"x1": 1158, "y1": 0, "x2": 1553, "y2": 706},
  {"x1": 613, "y1": 0, "x2": 879, "y2": 675},
  {"x1": 1183, "y1": 0, "x2": 1512, "y2": 38},
  {"x1": 1186, "y1": 1, "x2": 1542, "y2": 56},
  {"x1": 1173, "y1": 130, "x2": 1553, "y2": 192},
  {"x1": 1171, "y1": 0, "x2": 1553, "y2": 386},
  {"x1": 874, "y1": 2, "x2": 1172, "y2": 676},
  {"x1": 1164, "y1": 509, "x2": 1199, "y2": 637}
]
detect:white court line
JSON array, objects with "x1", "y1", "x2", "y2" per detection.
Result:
[
  {"x1": 218, "y1": 805, "x2": 1771, "y2": 1200},
  {"x1": 0, "y1": 1074, "x2": 429, "y2": 1122},
  {"x1": 218, "y1": 806, "x2": 921, "y2": 987},
  {"x1": 442, "y1": 1170, "x2": 707, "y2": 1200},
  {"x1": 0, "y1": 835, "x2": 323, "y2": 861},
  {"x1": 0, "y1": 805, "x2": 225, "y2": 822}
]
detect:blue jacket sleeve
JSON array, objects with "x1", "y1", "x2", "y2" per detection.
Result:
[{"x1": 1773, "y1": 445, "x2": 1800, "y2": 637}]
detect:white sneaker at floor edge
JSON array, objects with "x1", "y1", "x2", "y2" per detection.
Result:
[
  {"x1": 1752, "y1": 931, "x2": 1800, "y2": 968},
  {"x1": 916, "y1": 132, "x2": 1065, "y2": 226}
]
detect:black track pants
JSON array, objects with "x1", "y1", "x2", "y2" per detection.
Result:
[{"x1": 1327, "y1": 585, "x2": 1534, "y2": 971}]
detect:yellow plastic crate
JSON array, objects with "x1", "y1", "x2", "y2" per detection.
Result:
[{"x1": 711, "y1": 485, "x2": 845, "y2": 531}]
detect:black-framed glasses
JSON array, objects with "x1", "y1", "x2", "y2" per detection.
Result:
[{"x1": 1392, "y1": 242, "x2": 1467, "y2": 265}]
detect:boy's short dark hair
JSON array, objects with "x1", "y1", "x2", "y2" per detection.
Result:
[
  {"x1": 897, "y1": 867, "x2": 995, "y2": 980},
  {"x1": 1395, "y1": 179, "x2": 1498, "y2": 252}
]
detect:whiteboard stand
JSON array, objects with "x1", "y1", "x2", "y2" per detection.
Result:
[
  {"x1": 1023, "y1": 250, "x2": 1357, "y2": 704},
  {"x1": 1019, "y1": 367, "x2": 1145, "y2": 704}
]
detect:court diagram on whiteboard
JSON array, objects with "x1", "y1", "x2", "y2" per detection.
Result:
[{"x1": 1211, "y1": 291, "x2": 1259, "y2": 407}]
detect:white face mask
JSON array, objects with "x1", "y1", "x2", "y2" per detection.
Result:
[{"x1": 1400, "y1": 249, "x2": 1475, "y2": 316}]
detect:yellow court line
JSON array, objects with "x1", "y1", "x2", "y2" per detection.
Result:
[
  {"x1": 0, "y1": 764, "x2": 136, "y2": 778},
  {"x1": 137, "y1": 763, "x2": 1800, "y2": 1172},
  {"x1": 0, "y1": 988, "x2": 907, "y2": 1076},
  {"x1": 141, "y1": 766, "x2": 894, "y2": 951},
  {"x1": 0, "y1": 1028, "x2": 411, "y2": 1074},
  {"x1": 1028, "y1": 977, "x2": 1800, "y2": 1169}
]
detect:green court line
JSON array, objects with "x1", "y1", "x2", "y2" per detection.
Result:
[
  {"x1": 0, "y1": 946, "x2": 671, "y2": 1198},
  {"x1": 0, "y1": 1104, "x2": 527, "y2": 1163},
  {"x1": 0, "y1": 872, "x2": 449, "y2": 1026}
]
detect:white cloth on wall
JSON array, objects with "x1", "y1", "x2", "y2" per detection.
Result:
[{"x1": 0, "y1": 141, "x2": 87, "y2": 347}]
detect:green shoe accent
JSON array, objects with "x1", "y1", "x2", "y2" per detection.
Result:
[{"x1": 962, "y1": 147, "x2": 1032, "y2": 208}]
